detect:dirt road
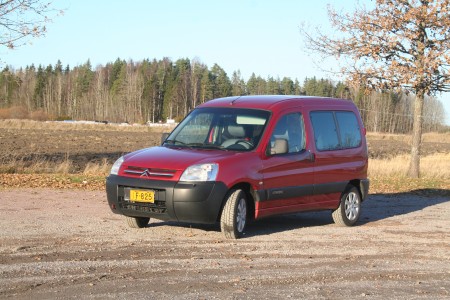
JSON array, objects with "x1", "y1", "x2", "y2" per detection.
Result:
[{"x1": 1, "y1": 188, "x2": 449, "y2": 299}]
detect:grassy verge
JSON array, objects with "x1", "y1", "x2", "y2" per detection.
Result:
[
  {"x1": 0, "y1": 174, "x2": 106, "y2": 191},
  {"x1": 1, "y1": 173, "x2": 449, "y2": 196},
  {"x1": 1, "y1": 153, "x2": 449, "y2": 194},
  {"x1": 370, "y1": 176, "x2": 450, "y2": 196},
  {"x1": 0, "y1": 155, "x2": 111, "y2": 175}
]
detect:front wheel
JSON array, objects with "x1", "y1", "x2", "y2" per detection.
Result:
[
  {"x1": 220, "y1": 189, "x2": 248, "y2": 239},
  {"x1": 332, "y1": 186, "x2": 361, "y2": 226},
  {"x1": 126, "y1": 216, "x2": 150, "y2": 228}
]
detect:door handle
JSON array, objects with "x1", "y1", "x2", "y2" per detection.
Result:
[{"x1": 308, "y1": 150, "x2": 315, "y2": 162}]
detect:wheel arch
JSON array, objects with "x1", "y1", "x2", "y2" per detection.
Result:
[
  {"x1": 349, "y1": 179, "x2": 369, "y2": 201},
  {"x1": 217, "y1": 182, "x2": 256, "y2": 222}
]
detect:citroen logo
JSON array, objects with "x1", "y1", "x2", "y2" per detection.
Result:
[{"x1": 140, "y1": 169, "x2": 151, "y2": 177}]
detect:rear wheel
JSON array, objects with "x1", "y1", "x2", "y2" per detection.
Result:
[
  {"x1": 220, "y1": 189, "x2": 248, "y2": 239},
  {"x1": 126, "y1": 216, "x2": 150, "y2": 228},
  {"x1": 332, "y1": 186, "x2": 361, "y2": 226}
]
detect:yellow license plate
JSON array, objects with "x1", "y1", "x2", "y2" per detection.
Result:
[{"x1": 129, "y1": 190, "x2": 155, "y2": 203}]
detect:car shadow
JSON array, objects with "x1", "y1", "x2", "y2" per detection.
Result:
[
  {"x1": 243, "y1": 211, "x2": 332, "y2": 238},
  {"x1": 145, "y1": 189, "x2": 449, "y2": 238},
  {"x1": 243, "y1": 189, "x2": 449, "y2": 237},
  {"x1": 147, "y1": 221, "x2": 219, "y2": 233},
  {"x1": 357, "y1": 189, "x2": 449, "y2": 224}
]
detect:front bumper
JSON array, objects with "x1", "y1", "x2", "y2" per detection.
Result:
[{"x1": 106, "y1": 175, "x2": 228, "y2": 224}]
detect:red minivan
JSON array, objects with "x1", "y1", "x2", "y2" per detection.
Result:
[{"x1": 106, "y1": 95, "x2": 369, "y2": 239}]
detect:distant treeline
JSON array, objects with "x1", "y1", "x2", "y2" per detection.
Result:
[{"x1": 0, "y1": 57, "x2": 446, "y2": 133}]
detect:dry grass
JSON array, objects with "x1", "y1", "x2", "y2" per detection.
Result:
[
  {"x1": 4, "y1": 153, "x2": 449, "y2": 179},
  {"x1": 0, "y1": 155, "x2": 112, "y2": 175},
  {"x1": 369, "y1": 153, "x2": 450, "y2": 178},
  {"x1": 0, "y1": 154, "x2": 73, "y2": 174},
  {"x1": 83, "y1": 158, "x2": 111, "y2": 175},
  {"x1": 367, "y1": 131, "x2": 450, "y2": 143}
]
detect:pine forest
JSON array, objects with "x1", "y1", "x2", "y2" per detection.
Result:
[{"x1": 0, "y1": 57, "x2": 446, "y2": 133}]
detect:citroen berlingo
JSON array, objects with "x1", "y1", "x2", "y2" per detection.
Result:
[{"x1": 106, "y1": 95, "x2": 369, "y2": 239}]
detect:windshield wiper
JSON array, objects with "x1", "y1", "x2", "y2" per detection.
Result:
[
  {"x1": 164, "y1": 139, "x2": 188, "y2": 146},
  {"x1": 189, "y1": 143, "x2": 227, "y2": 150},
  {"x1": 207, "y1": 145, "x2": 227, "y2": 150},
  {"x1": 165, "y1": 140, "x2": 226, "y2": 150}
]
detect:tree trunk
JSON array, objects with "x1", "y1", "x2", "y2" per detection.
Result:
[{"x1": 408, "y1": 91, "x2": 424, "y2": 178}]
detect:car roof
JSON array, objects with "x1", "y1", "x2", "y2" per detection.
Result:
[{"x1": 197, "y1": 95, "x2": 356, "y2": 111}]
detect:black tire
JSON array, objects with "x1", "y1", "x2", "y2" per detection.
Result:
[
  {"x1": 126, "y1": 216, "x2": 150, "y2": 228},
  {"x1": 332, "y1": 186, "x2": 361, "y2": 226},
  {"x1": 220, "y1": 189, "x2": 248, "y2": 239}
]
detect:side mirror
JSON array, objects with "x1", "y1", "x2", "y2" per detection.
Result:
[
  {"x1": 267, "y1": 138, "x2": 288, "y2": 155},
  {"x1": 161, "y1": 132, "x2": 170, "y2": 145}
]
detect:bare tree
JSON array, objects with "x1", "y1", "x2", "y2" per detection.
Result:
[
  {"x1": 0, "y1": 0, "x2": 62, "y2": 50},
  {"x1": 301, "y1": 0, "x2": 450, "y2": 178}
]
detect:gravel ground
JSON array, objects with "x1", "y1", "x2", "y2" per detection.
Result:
[{"x1": 0, "y1": 188, "x2": 449, "y2": 299}]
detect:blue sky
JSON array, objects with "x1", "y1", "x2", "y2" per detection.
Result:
[{"x1": 2, "y1": 0, "x2": 449, "y2": 124}]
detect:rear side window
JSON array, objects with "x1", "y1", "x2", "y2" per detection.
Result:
[
  {"x1": 336, "y1": 111, "x2": 361, "y2": 148},
  {"x1": 310, "y1": 111, "x2": 362, "y2": 151},
  {"x1": 310, "y1": 112, "x2": 340, "y2": 151}
]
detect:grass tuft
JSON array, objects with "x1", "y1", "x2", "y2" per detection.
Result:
[{"x1": 83, "y1": 158, "x2": 111, "y2": 176}]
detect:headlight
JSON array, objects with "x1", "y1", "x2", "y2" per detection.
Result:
[
  {"x1": 110, "y1": 156, "x2": 124, "y2": 175},
  {"x1": 180, "y1": 163, "x2": 218, "y2": 181}
]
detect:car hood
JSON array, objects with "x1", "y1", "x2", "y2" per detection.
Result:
[{"x1": 122, "y1": 146, "x2": 241, "y2": 171}]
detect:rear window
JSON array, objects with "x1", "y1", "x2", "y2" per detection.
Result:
[
  {"x1": 310, "y1": 111, "x2": 361, "y2": 151},
  {"x1": 336, "y1": 111, "x2": 362, "y2": 148}
]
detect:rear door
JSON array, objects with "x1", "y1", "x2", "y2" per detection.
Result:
[{"x1": 309, "y1": 110, "x2": 364, "y2": 208}]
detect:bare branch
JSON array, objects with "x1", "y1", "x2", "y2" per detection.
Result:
[
  {"x1": 300, "y1": 0, "x2": 450, "y2": 95},
  {"x1": 0, "y1": 0, "x2": 63, "y2": 50}
]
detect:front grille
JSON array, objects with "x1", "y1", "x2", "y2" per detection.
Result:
[
  {"x1": 124, "y1": 166, "x2": 176, "y2": 178},
  {"x1": 118, "y1": 186, "x2": 167, "y2": 214}
]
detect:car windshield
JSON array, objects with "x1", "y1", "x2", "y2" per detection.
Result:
[{"x1": 164, "y1": 107, "x2": 270, "y2": 151}]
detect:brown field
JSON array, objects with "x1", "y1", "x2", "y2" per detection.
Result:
[
  {"x1": 0, "y1": 119, "x2": 173, "y2": 174},
  {"x1": 366, "y1": 131, "x2": 450, "y2": 159},
  {"x1": 1, "y1": 119, "x2": 449, "y2": 177}
]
